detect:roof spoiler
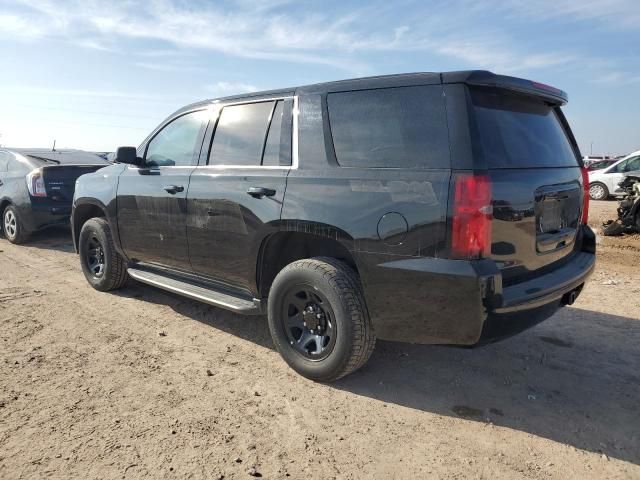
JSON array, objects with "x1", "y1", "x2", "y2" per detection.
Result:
[{"x1": 442, "y1": 70, "x2": 568, "y2": 105}]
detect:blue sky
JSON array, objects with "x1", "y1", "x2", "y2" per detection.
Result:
[{"x1": 0, "y1": 0, "x2": 638, "y2": 155}]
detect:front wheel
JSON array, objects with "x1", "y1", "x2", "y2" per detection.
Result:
[
  {"x1": 589, "y1": 182, "x2": 609, "y2": 200},
  {"x1": 79, "y1": 218, "x2": 128, "y2": 291},
  {"x1": 267, "y1": 257, "x2": 376, "y2": 382}
]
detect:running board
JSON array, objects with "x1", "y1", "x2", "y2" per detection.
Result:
[{"x1": 127, "y1": 268, "x2": 263, "y2": 315}]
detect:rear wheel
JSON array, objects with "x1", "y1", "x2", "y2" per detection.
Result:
[
  {"x1": 2, "y1": 205, "x2": 30, "y2": 244},
  {"x1": 79, "y1": 218, "x2": 128, "y2": 291},
  {"x1": 589, "y1": 182, "x2": 609, "y2": 200},
  {"x1": 267, "y1": 257, "x2": 376, "y2": 382}
]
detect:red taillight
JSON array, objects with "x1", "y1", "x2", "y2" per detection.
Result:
[
  {"x1": 581, "y1": 166, "x2": 590, "y2": 224},
  {"x1": 26, "y1": 168, "x2": 47, "y2": 197},
  {"x1": 451, "y1": 174, "x2": 492, "y2": 259}
]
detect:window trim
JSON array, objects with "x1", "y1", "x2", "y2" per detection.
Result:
[{"x1": 202, "y1": 95, "x2": 298, "y2": 170}]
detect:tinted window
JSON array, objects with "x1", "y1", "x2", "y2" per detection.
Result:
[
  {"x1": 471, "y1": 88, "x2": 578, "y2": 168},
  {"x1": 327, "y1": 86, "x2": 450, "y2": 169},
  {"x1": 262, "y1": 101, "x2": 284, "y2": 166},
  {"x1": 145, "y1": 110, "x2": 205, "y2": 167},
  {"x1": 209, "y1": 101, "x2": 274, "y2": 166}
]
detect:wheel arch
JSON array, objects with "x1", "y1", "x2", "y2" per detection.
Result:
[
  {"x1": 72, "y1": 199, "x2": 108, "y2": 253},
  {"x1": 256, "y1": 227, "x2": 359, "y2": 298}
]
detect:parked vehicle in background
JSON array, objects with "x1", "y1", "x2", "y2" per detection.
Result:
[
  {"x1": 588, "y1": 150, "x2": 640, "y2": 200},
  {"x1": 587, "y1": 159, "x2": 617, "y2": 171},
  {"x1": 72, "y1": 71, "x2": 595, "y2": 381},
  {"x1": 0, "y1": 149, "x2": 110, "y2": 244},
  {"x1": 583, "y1": 155, "x2": 613, "y2": 167}
]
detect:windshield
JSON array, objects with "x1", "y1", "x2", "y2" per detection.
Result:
[{"x1": 470, "y1": 88, "x2": 579, "y2": 169}]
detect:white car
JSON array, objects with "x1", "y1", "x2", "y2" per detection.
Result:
[{"x1": 588, "y1": 150, "x2": 640, "y2": 200}]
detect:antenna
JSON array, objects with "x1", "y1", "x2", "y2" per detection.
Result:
[{"x1": 52, "y1": 139, "x2": 56, "y2": 152}]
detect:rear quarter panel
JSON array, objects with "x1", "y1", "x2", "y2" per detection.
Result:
[{"x1": 282, "y1": 93, "x2": 455, "y2": 341}]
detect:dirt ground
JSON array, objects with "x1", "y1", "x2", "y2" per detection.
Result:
[{"x1": 0, "y1": 200, "x2": 639, "y2": 479}]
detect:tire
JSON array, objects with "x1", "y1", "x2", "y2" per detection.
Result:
[
  {"x1": 603, "y1": 219, "x2": 625, "y2": 236},
  {"x1": 589, "y1": 182, "x2": 609, "y2": 201},
  {"x1": 79, "y1": 217, "x2": 128, "y2": 291},
  {"x1": 267, "y1": 257, "x2": 376, "y2": 382},
  {"x1": 2, "y1": 205, "x2": 30, "y2": 244}
]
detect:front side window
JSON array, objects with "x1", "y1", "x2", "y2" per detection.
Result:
[
  {"x1": 145, "y1": 110, "x2": 206, "y2": 167},
  {"x1": 209, "y1": 101, "x2": 275, "y2": 166},
  {"x1": 327, "y1": 86, "x2": 450, "y2": 169}
]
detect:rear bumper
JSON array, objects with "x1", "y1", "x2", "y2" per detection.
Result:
[
  {"x1": 358, "y1": 226, "x2": 596, "y2": 345},
  {"x1": 19, "y1": 204, "x2": 71, "y2": 232}
]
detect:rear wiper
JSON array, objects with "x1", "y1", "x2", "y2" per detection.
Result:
[{"x1": 26, "y1": 155, "x2": 61, "y2": 165}]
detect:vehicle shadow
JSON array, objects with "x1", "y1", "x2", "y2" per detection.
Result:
[
  {"x1": 1, "y1": 225, "x2": 76, "y2": 253},
  {"x1": 116, "y1": 283, "x2": 640, "y2": 465}
]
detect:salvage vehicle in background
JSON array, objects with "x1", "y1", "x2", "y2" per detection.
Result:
[
  {"x1": 0, "y1": 149, "x2": 110, "y2": 244},
  {"x1": 72, "y1": 71, "x2": 595, "y2": 382},
  {"x1": 602, "y1": 171, "x2": 640, "y2": 236},
  {"x1": 588, "y1": 150, "x2": 640, "y2": 200}
]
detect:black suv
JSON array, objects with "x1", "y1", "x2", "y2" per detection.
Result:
[{"x1": 72, "y1": 71, "x2": 595, "y2": 381}]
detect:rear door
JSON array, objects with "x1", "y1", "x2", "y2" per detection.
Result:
[
  {"x1": 117, "y1": 109, "x2": 207, "y2": 270},
  {"x1": 468, "y1": 87, "x2": 585, "y2": 284},
  {"x1": 186, "y1": 98, "x2": 292, "y2": 293}
]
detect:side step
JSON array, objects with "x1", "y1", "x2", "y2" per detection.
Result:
[{"x1": 127, "y1": 268, "x2": 263, "y2": 315}]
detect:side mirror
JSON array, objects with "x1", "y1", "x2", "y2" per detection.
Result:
[{"x1": 115, "y1": 146, "x2": 142, "y2": 166}]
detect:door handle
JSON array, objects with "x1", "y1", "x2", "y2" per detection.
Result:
[
  {"x1": 163, "y1": 185, "x2": 184, "y2": 194},
  {"x1": 247, "y1": 186, "x2": 276, "y2": 198}
]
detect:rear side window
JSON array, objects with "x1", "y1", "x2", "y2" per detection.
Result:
[
  {"x1": 471, "y1": 88, "x2": 578, "y2": 168},
  {"x1": 327, "y1": 86, "x2": 450, "y2": 169},
  {"x1": 209, "y1": 101, "x2": 274, "y2": 166},
  {"x1": 262, "y1": 101, "x2": 284, "y2": 166}
]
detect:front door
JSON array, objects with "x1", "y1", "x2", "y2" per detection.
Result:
[
  {"x1": 186, "y1": 98, "x2": 292, "y2": 293},
  {"x1": 117, "y1": 109, "x2": 207, "y2": 270}
]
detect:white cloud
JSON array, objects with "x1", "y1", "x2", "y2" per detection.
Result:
[
  {"x1": 0, "y1": 0, "x2": 633, "y2": 78},
  {"x1": 208, "y1": 81, "x2": 260, "y2": 95},
  {"x1": 592, "y1": 71, "x2": 640, "y2": 86}
]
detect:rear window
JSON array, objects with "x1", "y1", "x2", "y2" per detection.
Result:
[
  {"x1": 209, "y1": 101, "x2": 274, "y2": 166},
  {"x1": 471, "y1": 88, "x2": 578, "y2": 168},
  {"x1": 327, "y1": 85, "x2": 450, "y2": 169}
]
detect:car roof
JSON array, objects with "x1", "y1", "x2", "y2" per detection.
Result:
[
  {"x1": 173, "y1": 70, "x2": 569, "y2": 116},
  {"x1": 6, "y1": 148, "x2": 109, "y2": 166}
]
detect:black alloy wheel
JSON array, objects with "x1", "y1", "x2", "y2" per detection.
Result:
[
  {"x1": 85, "y1": 234, "x2": 106, "y2": 278},
  {"x1": 280, "y1": 286, "x2": 337, "y2": 361}
]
